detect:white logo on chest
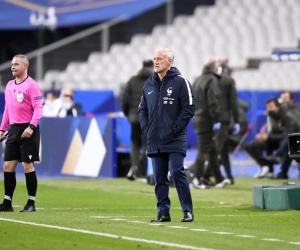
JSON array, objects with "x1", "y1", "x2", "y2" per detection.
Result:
[
  {"x1": 16, "y1": 93, "x2": 24, "y2": 102},
  {"x1": 167, "y1": 87, "x2": 172, "y2": 96}
]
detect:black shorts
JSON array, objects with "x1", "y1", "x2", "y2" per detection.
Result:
[{"x1": 4, "y1": 123, "x2": 40, "y2": 163}]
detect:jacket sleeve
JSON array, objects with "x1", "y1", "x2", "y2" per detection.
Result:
[
  {"x1": 173, "y1": 77, "x2": 195, "y2": 134},
  {"x1": 138, "y1": 86, "x2": 148, "y2": 133},
  {"x1": 207, "y1": 79, "x2": 220, "y2": 124},
  {"x1": 229, "y1": 79, "x2": 239, "y2": 123},
  {"x1": 120, "y1": 79, "x2": 131, "y2": 116}
]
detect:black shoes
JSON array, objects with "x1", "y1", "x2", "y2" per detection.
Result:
[
  {"x1": 0, "y1": 203, "x2": 13, "y2": 212},
  {"x1": 20, "y1": 204, "x2": 36, "y2": 212},
  {"x1": 150, "y1": 213, "x2": 171, "y2": 222},
  {"x1": 181, "y1": 211, "x2": 194, "y2": 222}
]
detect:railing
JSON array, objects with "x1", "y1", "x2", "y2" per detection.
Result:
[{"x1": 0, "y1": 17, "x2": 125, "y2": 82}]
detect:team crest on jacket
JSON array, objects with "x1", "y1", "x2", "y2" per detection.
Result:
[
  {"x1": 17, "y1": 92, "x2": 24, "y2": 102},
  {"x1": 167, "y1": 87, "x2": 173, "y2": 96}
]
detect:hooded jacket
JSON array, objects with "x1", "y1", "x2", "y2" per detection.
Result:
[
  {"x1": 138, "y1": 67, "x2": 195, "y2": 156},
  {"x1": 121, "y1": 67, "x2": 153, "y2": 123},
  {"x1": 192, "y1": 70, "x2": 221, "y2": 134}
]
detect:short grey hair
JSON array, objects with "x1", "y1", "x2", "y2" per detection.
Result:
[
  {"x1": 14, "y1": 54, "x2": 29, "y2": 66},
  {"x1": 155, "y1": 48, "x2": 174, "y2": 64}
]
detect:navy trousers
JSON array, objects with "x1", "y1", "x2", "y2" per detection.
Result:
[{"x1": 151, "y1": 152, "x2": 193, "y2": 214}]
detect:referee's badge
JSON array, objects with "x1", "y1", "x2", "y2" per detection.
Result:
[{"x1": 17, "y1": 92, "x2": 24, "y2": 102}]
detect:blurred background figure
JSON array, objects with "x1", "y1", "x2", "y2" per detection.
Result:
[
  {"x1": 58, "y1": 94, "x2": 80, "y2": 117},
  {"x1": 42, "y1": 90, "x2": 60, "y2": 117},
  {"x1": 191, "y1": 57, "x2": 225, "y2": 189},
  {"x1": 57, "y1": 88, "x2": 83, "y2": 117},
  {"x1": 214, "y1": 57, "x2": 240, "y2": 186},
  {"x1": 120, "y1": 59, "x2": 154, "y2": 180},
  {"x1": 244, "y1": 99, "x2": 284, "y2": 179}
]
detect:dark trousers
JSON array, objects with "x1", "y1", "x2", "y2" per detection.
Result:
[
  {"x1": 130, "y1": 122, "x2": 146, "y2": 177},
  {"x1": 244, "y1": 139, "x2": 280, "y2": 173},
  {"x1": 215, "y1": 123, "x2": 232, "y2": 179},
  {"x1": 276, "y1": 137, "x2": 292, "y2": 175},
  {"x1": 193, "y1": 132, "x2": 224, "y2": 183},
  {"x1": 151, "y1": 152, "x2": 193, "y2": 214}
]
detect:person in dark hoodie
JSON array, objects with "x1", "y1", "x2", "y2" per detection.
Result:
[
  {"x1": 214, "y1": 58, "x2": 240, "y2": 186},
  {"x1": 121, "y1": 59, "x2": 154, "y2": 180},
  {"x1": 139, "y1": 48, "x2": 195, "y2": 223},
  {"x1": 191, "y1": 57, "x2": 225, "y2": 189}
]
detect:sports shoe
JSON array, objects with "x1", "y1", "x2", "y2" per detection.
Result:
[
  {"x1": 0, "y1": 203, "x2": 13, "y2": 212},
  {"x1": 215, "y1": 178, "x2": 233, "y2": 188},
  {"x1": 259, "y1": 166, "x2": 270, "y2": 178},
  {"x1": 19, "y1": 204, "x2": 36, "y2": 212},
  {"x1": 253, "y1": 168, "x2": 262, "y2": 178},
  {"x1": 150, "y1": 213, "x2": 171, "y2": 222},
  {"x1": 127, "y1": 166, "x2": 138, "y2": 181}
]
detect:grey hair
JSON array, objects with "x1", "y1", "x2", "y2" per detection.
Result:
[
  {"x1": 14, "y1": 54, "x2": 29, "y2": 66},
  {"x1": 155, "y1": 48, "x2": 174, "y2": 64}
]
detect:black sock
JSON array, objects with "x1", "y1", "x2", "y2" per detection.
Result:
[
  {"x1": 3, "y1": 172, "x2": 16, "y2": 207},
  {"x1": 25, "y1": 171, "x2": 37, "y2": 206}
]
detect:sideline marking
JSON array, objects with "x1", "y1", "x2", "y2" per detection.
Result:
[
  {"x1": 261, "y1": 238, "x2": 283, "y2": 242},
  {"x1": 0, "y1": 218, "x2": 214, "y2": 250},
  {"x1": 235, "y1": 235, "x2": 256, "y2": 238}
]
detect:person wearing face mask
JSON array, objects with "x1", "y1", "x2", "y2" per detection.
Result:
[
  {"x1": 244, "y1": 98, "x2": 285, "y2": 178},
  {"x1": 264, "y1": 98, "x2": 300, "y2": 179},
  {"x1": 191, "y1": 57, "x2": 225, "y2": 189},
  {"x1": 42, "y1": 91, "x2": 60, "y2": 117},
  {"x1": 58, "y1": 95, "x2": 80, "y2": 117},
  {"x1": 213, "y1": 58, "x2": 240, "y2": 187}
]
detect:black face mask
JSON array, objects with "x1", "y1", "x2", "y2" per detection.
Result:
[{"x1": 268, "y1": 111, "x2": 280, "y2": 120}]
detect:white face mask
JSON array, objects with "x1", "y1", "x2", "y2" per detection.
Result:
[
  {"x1": 217, "y1": 66, "x2": 223, "y2": 75},
  {"x1": 62, "y1": 101, "x2": 72, "y2": 110}
]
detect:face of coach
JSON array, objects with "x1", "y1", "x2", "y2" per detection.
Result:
[
  {"x1": 154, "y1": 49, "x2": 172, "y2": 79},
  {"x1": 11, "y1": 56, "x2": 28, "y2": 79}
]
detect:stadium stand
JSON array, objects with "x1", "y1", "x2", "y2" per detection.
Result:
[{"x1": 40, "y1": 0, "x2": 300, "y2": 92}]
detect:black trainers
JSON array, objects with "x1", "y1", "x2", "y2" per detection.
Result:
[
  {"x1": 19, "y1": 204, "x2": 36, "y2": 212},
  {"x1": 0, "y1": 203, "x2": 13, "y2": 212},
  {"x1": 150, "y1": 213, "x2": 171, "y2": 222},
  {"x1": 181, "y1": 211, "x2": 194, "y2": 222}
]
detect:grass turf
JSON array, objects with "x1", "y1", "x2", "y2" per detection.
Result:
[{"x1": 0, "y1": 177, "x2": 299, "y2": 250}]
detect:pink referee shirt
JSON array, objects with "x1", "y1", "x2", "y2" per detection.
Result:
[{"x1": 0, "y1": 76, "x2": 43, "y2": 131}]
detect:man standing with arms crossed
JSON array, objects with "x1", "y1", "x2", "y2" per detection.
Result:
[
  {"x1": 139, "y1": 48, "x2": 195, "y2": 222},
  {"x1": 0, "y1": 54, "x2": 43, "y2": 212}
]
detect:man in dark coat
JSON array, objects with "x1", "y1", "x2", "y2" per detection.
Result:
[
  {"x1": 121, "y1": 60, "x2": 153, "y2": 180},
  {"x1": 139, "y1": 48, "x2": 195, "y2": 223},
  {"x1": 191, "y1": 57, "x2": 224, "y2": 189},
  {"x1": 214, "y1": 58, "x2": 240, "y2": 186}
]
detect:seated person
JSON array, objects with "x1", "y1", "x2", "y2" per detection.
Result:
[
  {"x1": 58, "y1": 88, "x2": 83, "y2": 116},
  {"x1": 244, "y1": 99, "x2": 285, "y2": 178},
  {"x1": 43, "y1": 91, "x2": 60, "y2": 117},
  {"x1": 58, "y1": 95, "x2": 81, "y2": 117},
  {"x1": 264, "y1": 98, "x2": 300, "y2": 179}
]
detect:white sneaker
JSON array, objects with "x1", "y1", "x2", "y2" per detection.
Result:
[
  {"x1": 259, "y1": 166, "x2": 270, "y2": 178},
  {"x1": 253, "y1": 168, "x2": 262, "y2": 178},
  {"x1": 215, "y1": 178, "x2": 231, "y2": 188}
]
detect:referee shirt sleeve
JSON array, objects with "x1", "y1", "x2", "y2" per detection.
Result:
[
  {"x1": 0, "y1": 104, "x2": 9, "y2": 131},
  {"x1": 29, "y1": 83, "x2": 43, "y2": 127}
]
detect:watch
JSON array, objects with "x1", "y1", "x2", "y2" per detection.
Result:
[{"x1": 29, "y1": 124, "x2": 35, "y2": 130}]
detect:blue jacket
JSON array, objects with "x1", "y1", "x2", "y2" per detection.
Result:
[{"x1": 138, "y1": 67, "x2": 195, "y2": 156}]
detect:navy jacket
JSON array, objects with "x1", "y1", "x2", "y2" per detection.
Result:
[{"x1": 138, "y1": 67, "x2": 195, "y2": 157}]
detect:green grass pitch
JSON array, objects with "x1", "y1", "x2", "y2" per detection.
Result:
[{"x1": 0, "y1": 177, "x2": 300, "y2": 250}]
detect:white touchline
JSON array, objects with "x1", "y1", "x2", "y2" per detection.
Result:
[
  {"x1": 212, "y1": 232, "x2": 233, "y2": 235},
  {"x1": 0, "y1": 218, "x2": 214, "y2": 250},
  {"x1": 235, "y1": 235, "x2": 256, "y2": 238},
  {"x1": 190, "y1": 229, "x2": 209, "y2": 232},
  {"x1": 261, "y1": 238, "x2": 283, "y2": 242},
  {"x1": 290, "y1": 242, "x2": 300, "y2": 245}
]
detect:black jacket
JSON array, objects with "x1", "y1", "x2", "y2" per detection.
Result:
[
  {"x1": 138, "y1": 67, "x2": 195, "y2": 156},
  {"x1": 218, "y1": 74, "x2": 239, "y2": 123},
  {"x1": 192, "y1": 70, "x2": 221, "y2": 134},
  {"x1": 121, "y1": 67, "x2": 152, "y2": 123}
]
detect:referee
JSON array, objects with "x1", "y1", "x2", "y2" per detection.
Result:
[{"x1": 0, "y1": 54, "x2": 43, "y2": 212}]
